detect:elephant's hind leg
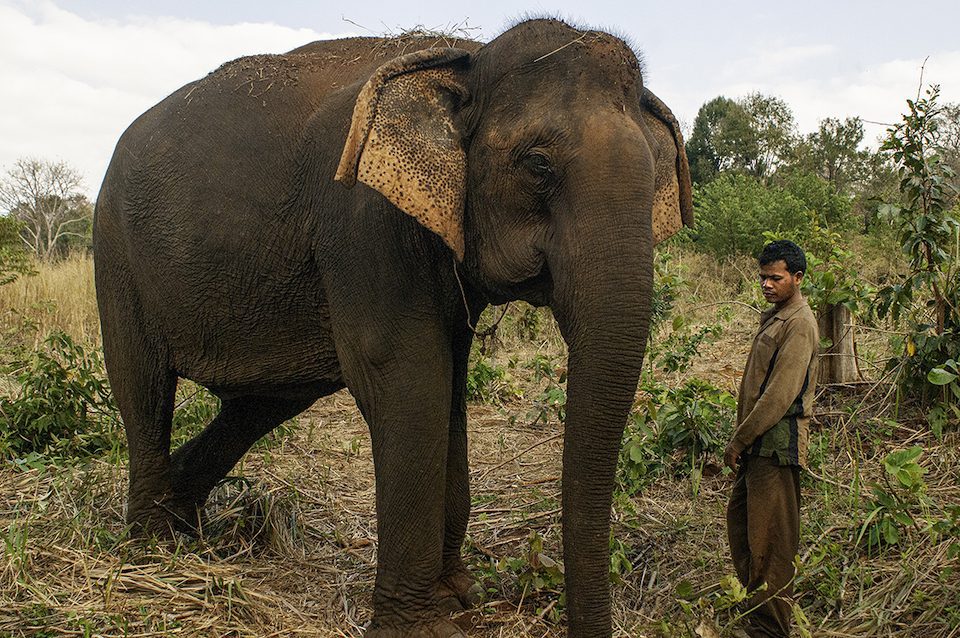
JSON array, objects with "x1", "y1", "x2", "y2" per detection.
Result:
[
  {"x1": 98, "y1": 280, "x2": 177, "y2": 535},
  {"x1": 168, "y1": 394, "x2": 316, "y2": 530}
]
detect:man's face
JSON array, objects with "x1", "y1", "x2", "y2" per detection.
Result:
[{"x1": 759, "y1": 259, "x2": 802, "y2": 307}]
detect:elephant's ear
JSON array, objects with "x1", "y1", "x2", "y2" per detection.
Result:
[
  {"x1": 640, "y1": 87, "x2": 694, "y2": 245},
  {"x1": 336, "y1": 48, "x2": 471, "y2": 260}
]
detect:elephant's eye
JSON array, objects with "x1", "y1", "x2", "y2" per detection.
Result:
[{"x1": 521, "y1": 152, "x2": 554, "y2": 179}]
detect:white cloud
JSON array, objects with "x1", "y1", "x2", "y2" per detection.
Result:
[
  {"x1": 681, "y1": 44, "x2": 960, "y2": 146},
  {"x1": 3, "y1": 0, "x2": 960, "y2": 201},
  {"x1": 0, "y1": 1, "x2": 351, "y2": 198}
]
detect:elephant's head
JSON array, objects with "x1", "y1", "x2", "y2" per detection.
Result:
[{"x1": 336, "y1": 18, "x2": 692, "y2": 635}]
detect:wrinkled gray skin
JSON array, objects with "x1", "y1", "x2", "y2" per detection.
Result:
[{"x1": 94, "y1": 18, "x2": 692, "y2": 638}]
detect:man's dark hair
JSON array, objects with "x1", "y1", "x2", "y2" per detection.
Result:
[{"x1": 759, "y1": 240, "x2": 807, "y2": 275}]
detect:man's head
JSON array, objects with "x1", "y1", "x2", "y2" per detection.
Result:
[{"x1": 758, "y1": 240, "x2": 806, "y2": 308}]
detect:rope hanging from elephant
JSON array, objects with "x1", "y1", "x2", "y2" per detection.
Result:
[{"x1": 453, "y1": 257, "x2": 510, "y2": 354}]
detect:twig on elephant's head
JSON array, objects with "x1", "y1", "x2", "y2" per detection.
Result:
[{"x1": 533, "y1": 33, "x2": 589, "y2": 63}]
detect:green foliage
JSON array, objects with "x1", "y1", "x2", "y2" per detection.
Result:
[
  {"x1": 494, "y1": 531, "x2": 565, "y2": 621},
  {"x1": 0, "y1": 331, "x2": 120, "y2": 460},
  {"x1": 777, "y1": 169, "x2": 854, "y2": 230},
  {"x1": 651, "y1": 318, "x2": 723, "y2": 375},
  {"x1": 521, "y1": 354, "x2": 567, "y2": 425},
  {"x1": 933, "y1": 505, "x2": 960, "y2": 561},
  {"x1": 675, "y1": 565, "x2": 813, "y2": 638},
  {"x1": 0, "y1": 213, "x2": 33, "y2": 286},
  {"x1": 693, "y1": 173, "x2": 812, "y2": 259},
  {"x1": 466, "y1": 354, "x2": 521, "y2": 404},
  {"x1": 619, "y1": 378, "x2": 736, "y2": 493},
  {"x1": 685, "y1": 93, "x2": 796, "y2": 184},
  {"x1": 649, "y1": 250, "x2": 685, "y2": 334},
  {"x1": 787, "y1": 117, "x2": 874, "y2": 198},
  {"x1": 170, "y1": 381, "x2": 221, "y2": 448},
  {"x1": 859, "y1": 447, "x2": 928, "y2": 552},
  {"x1": 686, "y1": 96, "x2": 754, "y2": 185},
  {"x1": 876, "y1": 85, "x2": 960, "y2": 423}
]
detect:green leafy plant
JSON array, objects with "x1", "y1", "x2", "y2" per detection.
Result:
[
  {"x1": 876, "y1": 85, "x2": 960, "y2": 428},
  {"x1": 465, "y1": 355, "x2": 521, "y2": 404},
  {"x1": 858, "y1": 446, "x2": 928, "y2": 552},
  {"x1": 693, "y1": 172, "x2": 814, "y2": 259},
  {"x1": 926, "y1": 359, "x2": 960, "y2": 436},
  {"x1": 933, "y1": 504, "x2": 960, "y2": 561},
  {"x1": 494, "y1": 531, "x2": 565, "y2": 622},
  {"x1": 0, "y1": 331, "x2": 120, "y2": 460},
  {"x1": 619, "y1": 378, "x2": 736, "y2": 493},
  {"x1": 170, "y1": 381, "x2": 221, "y2": 447},
  {"x1": 650, "y1": 318, "x2": 723, "y2": 375}
]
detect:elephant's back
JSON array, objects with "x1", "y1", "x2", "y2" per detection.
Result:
[{"x1": 96, "y1": 35, "x2": 483, "y2": 240}]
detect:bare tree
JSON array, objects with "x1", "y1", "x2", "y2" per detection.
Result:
[{"x1": 0, "y1": 158, "x2": 92, "y2": 261}]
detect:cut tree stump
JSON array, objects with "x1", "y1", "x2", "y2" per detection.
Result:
[{"x1": 817, "y1": 303, "x2": 863, "y2": 384}]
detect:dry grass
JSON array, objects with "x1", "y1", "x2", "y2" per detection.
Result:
[
  {"x1": 0, "y1": 253, "x2": 100, "y2": 346},
  {"x1": 2, "y1": 250, "x2": 959, "y2": 637}
]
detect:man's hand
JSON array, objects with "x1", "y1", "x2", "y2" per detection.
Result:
[{"x1": 723, "y1": 440, "x2": 743, "y2": 473}]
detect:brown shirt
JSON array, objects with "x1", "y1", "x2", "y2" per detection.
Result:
[{"x1": 732, "y1": 294, "x2": 819, "y2": 467}]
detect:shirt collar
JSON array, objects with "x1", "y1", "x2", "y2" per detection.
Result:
[{"x1": 760, "y1": 293, "x2": 807, "y2": 326}]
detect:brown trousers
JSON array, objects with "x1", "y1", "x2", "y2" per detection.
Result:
[{"x1": 726, "y1": 455, "x2": 801, "y2": 638}]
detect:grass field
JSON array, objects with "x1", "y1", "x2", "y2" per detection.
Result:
[{"x1": 1, "y1": 252, "x2": 958, "y2": 637}]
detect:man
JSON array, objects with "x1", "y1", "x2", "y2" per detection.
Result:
[{"x1": 724, "y1": 240, "x2": 819, "y2": 637}]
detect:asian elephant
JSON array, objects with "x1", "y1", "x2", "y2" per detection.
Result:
[{"x1": 93, "y1": 18, "x2": 692, "y2": 638}]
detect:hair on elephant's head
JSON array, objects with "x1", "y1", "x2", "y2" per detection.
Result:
[{"x1": 336, "y1": 18, "x2": 692, "y2": 636}]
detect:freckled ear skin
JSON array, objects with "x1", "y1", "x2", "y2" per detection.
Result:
[
  {"x1": 336, "y1": 48, "x2": 471, "y2": 261},
  {"x1": 640, "y1": 87, "x2": 694, "y2": 245}
]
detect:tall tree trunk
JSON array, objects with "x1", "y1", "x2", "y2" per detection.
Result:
[{"x1": 818, "y1": 303, "x2": 863, "y2": 384}]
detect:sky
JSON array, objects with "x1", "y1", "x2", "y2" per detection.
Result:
[{"x1": 3, "y1": 0, "x2": 960, "y2": 199}]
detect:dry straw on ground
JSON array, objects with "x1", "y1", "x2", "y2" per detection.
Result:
[{"x1": 2, "y1": 254, "x2": 959, "y2": 637}]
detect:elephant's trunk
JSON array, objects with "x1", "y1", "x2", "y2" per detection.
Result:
[{"x1": 548, "y1": 125, "x2": 654, "y2": 637}]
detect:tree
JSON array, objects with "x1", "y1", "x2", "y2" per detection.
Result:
[
  {"x1": 776, "y1": 169, "x2": 853, "y2": 229},
  {"x1": 692, "y1": 173, "x2": 811, "y2": 259},
  {"x1": 0, "y1": 214, "x2": 33, "y2": 286},
  {"x1": 932, "y1": 101, "x2": 960, "y2": 200},
  {"x1": 788, "y1": 117, "x2": 872, "y2": 197},
  {"x1": 877, "y1": 85, "x2": 960, "y2": 432},
  {"x1": 740, "y1": 92, "x2": 796, "y2": 179},
  {"x1": 686, "y1": 97, "x2": 757, "y2": 185},
  {"x1": 0, "y1": 158, "x2": 93, "y2": 261},
  {"x1": 685, "y1": 94, "x2": 796, "y2": 185}
]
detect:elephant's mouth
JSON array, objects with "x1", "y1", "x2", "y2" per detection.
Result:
[{"x1": 484, "y1": 264, "x2": 553, "y2": 307}]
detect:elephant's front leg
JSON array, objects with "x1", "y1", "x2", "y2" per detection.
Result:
[
  {"x1": 345, "y1": 330, "x2": 465, "y2": 638},
  {"x1": 437, "y1": 329, "x2": 482, "y2": 613}
]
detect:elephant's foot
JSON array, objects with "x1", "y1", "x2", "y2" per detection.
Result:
[
  {"x1": 163, "y1": 495, "x2": 206, "y2": 535},
  {"x1": 435, "y1": 566, "x2": 483, "y2": 614},
  {"x1": 126, "y1": 489, "x2": 205, "y2": 539},
  {"x1": 365, "y1": 618, "x2": 464, "y2": 638}
]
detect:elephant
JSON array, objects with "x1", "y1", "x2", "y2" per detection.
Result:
[{"x1": 93, "y1": 18, "x2": 692, "y2": 638}]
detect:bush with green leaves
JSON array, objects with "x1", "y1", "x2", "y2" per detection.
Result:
[
  {"x1": 693, "y1": 172, "x2": 813, "y2": 259},
  {"x1": 0, "y1": 213, "x2": 33, "y2": 286},
  {"x1": 858, "y1": 446, "x2": 929, "y2": 553},
  {"x1": 619, "y1": 377, "x2": 736, "y2": 493},
  {"x1": 778, "y1": 169, "x2": 854, "y2": 231},
  {"x1": 0, "y1": 331, "x2": 120, "y2": 460},
  {"x1": 465, "y1": 354, "x2": 521, "y2": 404},
  {"x1": 876, "y1": 85, "x2": 960, "y2": 431}
]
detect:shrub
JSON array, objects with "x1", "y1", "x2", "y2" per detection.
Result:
[
  {"x1": 619, "y1": 378, "x2": 736, "y2": 493},
  {"x1": 0, "y1": 331, "x2": 120, "y2": 460},
  {"x1": 693, "y1": 173, "x2": 812, "y2": 259}
]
